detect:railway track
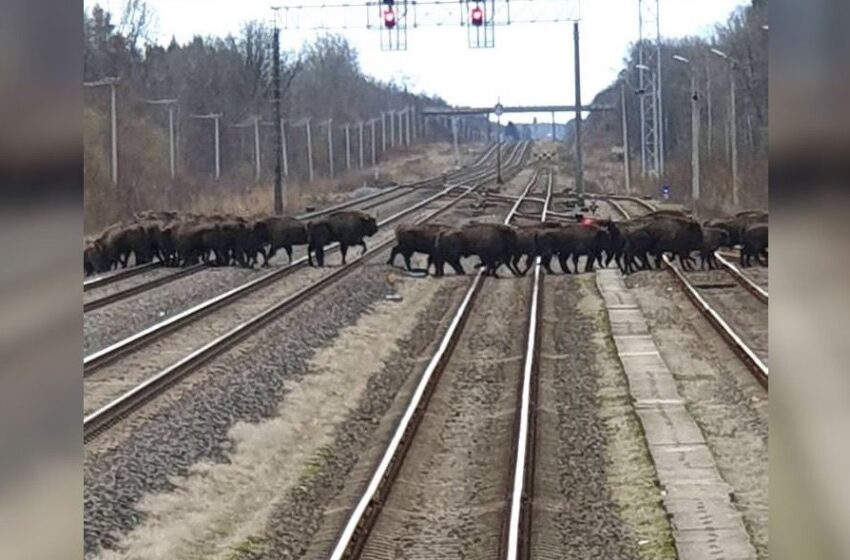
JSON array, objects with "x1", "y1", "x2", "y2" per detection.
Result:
[
  {"x1": 83, "y1": 142, "x2": 507, "y2": 312},
  {"x1": 603, "y1": 195, "x2": 769, "y2": 388},
  {"x1": 83, "y1": 141, "x2": 531, "y2": 443},
  {"x1": 327, "y1": 170, "x2": 552, "y2": 560}
]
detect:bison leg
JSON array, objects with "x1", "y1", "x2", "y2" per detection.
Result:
[
  {"x1": 558, "y1": 254, "x2": 571, "y2": 274},
  {"x1": 387, "y1": 246, "x2": 399, "y2": 267},
  {"x1": 359, "y1": 240, "x2": 368, "y2": 256},
  {"x1": 449, "y1": 259, "x2": 465, "y2": 276},
  {"x1": 339, "y1": 244, "x2": 349, "y2": 265},
  {"x1": 540, "y1": 254, "x2": 556, "y2": 274},
  {"x1": 403, "y1": 252, "x2": 414, "y2": 271}
]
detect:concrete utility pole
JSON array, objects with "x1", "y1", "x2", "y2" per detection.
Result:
[
  {"x1": 190, "y1": 113, "x2": 222, "y2": 179},
  {"x1": 381, "y1": 112, "x2": 387, "y2": 153},
  {"x1": 271, "y1": 16, "x2": 284, "y2": 213},
  {"x1": 280, "y1": 119, "x2": 289, "y2": 178},
  {"x1": 674, "y1": 55, "x2": 700, "y2": 202},
  {"x1": 711, "y1": 47, "x2": 739, "y2": 207},
  {"x1": 253, "y1": 117, "x2": 262, "y2": 182},
  {"x1": 706, "y1": 60, "x2": 713, "y2": 157},
  {"x1": 325, "y1": 119, "x2": 334, "y2": 179},
  {"x1": 573, "y1": 21, "x2": 585, "y2": 200},
  {"x1": 345, "y1": 124, "x2": 351, "y2": 170},
  {"x1": 358, "y1": 121, "x2": 364, "y2": 168},
  {"x1": 371, "y1": 118, "x2": 377, "y2": 166},
  {"x1": 389, "y1": 110, "x2": 396, "y2": 148},
  {"x1": 494, "y1": 101, "x2": 503, "y2": 184},
  {"x1": 143, "y1": 98, "x2": 178, "y2": 179},
  {"x1": 84, "y1": 77, "x2": 120, "y2": 185},
  {"x1": 451, "y1": 117, "x2": 460, "y2": 167},
  {"x1": 304, "y1": 118, "x2": 314, "y2": 182},
  {"x1": 620, "y1": 78, "x2": 631, "y2": 194}
]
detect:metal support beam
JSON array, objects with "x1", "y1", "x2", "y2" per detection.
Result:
[{"x1": 573, "y1": 21, "x2": 585, "y2": 200}]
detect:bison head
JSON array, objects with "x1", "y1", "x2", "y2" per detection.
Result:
[{"x1": 362, "y1": 215, "x2": 378, "y2": 236}]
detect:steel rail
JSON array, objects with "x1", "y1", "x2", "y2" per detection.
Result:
[
  {"x1": 82, "y1": 169, "x2": 512, "y2": 443},
  {"x1": 327, "y1": 167, "x2": 541, "y2": 560},
  {"x1": 83, "y1": 142, "x2": 530, "y2": 375},
  {"x1": 713, "y1": 252, "x2": 768, "y2": 304},
  {"x1": 83, "y1": 186, "x2": 423, "y2": 314},
  {"x1": 83, "y1": 261, "x2": 160, "y2": 291},
  {"x1": 502, "y1": 170, "x2": 552, "y2": 560},
  {"x1": 605, "y1": 196, "x2": 768, "y2": 389},
  {"x1": 661, "y1": 253, "x2": 768, "y2": 388},
  {"x1": 83, "y1": 143, "x2": 505, "y2": 308}
]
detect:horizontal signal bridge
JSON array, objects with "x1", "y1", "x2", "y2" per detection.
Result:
[{"x1": 422, "y1": 105, "x2": 615, "y2": 116}]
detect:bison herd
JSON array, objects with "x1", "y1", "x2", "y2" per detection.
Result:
[
  {"x1": 84, "y1": 210, "x2": 378, "y2": 276},
  {"x1": 85, "y1": 206, "x2": 767, "y2": 280},
  {"x1": 388, "y1": 209, "x2": 768, "y2": 277}
]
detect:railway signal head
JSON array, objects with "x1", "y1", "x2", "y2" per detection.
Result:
[
  {"x1": 470, "y1": 5, "x2": 484, "y2": 26},
  {"x1": 383, "y1": 7, "x2": 396, "y2": 28}
]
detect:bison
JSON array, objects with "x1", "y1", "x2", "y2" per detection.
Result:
[
  {"x1": 535, "y1": 222, "x2": 608, "y2": 274},
  {"x1": 740, "y1": 222, "x2": 768, "y2": 267},
  {"x1": 699, "y1": 226, "x2": 732, "y2": 270},
  {"x1": 431, "y1": 223, "x2": 519, "y2": 277},
  {"x1": 387, "y1": 223, "x2": 447, "y2": 272},
  {"x1": 307, "y1": 211, "x2": 378, "y2": 267},
  {"x1": 260, "y1": 216, "x2": 308, "y2": 265}
]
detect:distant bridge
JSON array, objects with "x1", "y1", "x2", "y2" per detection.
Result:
[{"x1": 421, "y1": 105, "x2": 615, "y2": 116}]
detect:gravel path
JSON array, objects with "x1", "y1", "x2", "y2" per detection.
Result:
[
  {"x1": 625, "y1": 270, "x2": 769, "y2": 558},
  {"x1": 531, "y1": 274, "x2": 674, "y2": 559}
]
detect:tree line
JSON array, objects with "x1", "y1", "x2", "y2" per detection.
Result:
[
  {"x1": 84, "y1": 2, "x2": 449, "y2": 230},
  {"x1": 579, "y1": 0, "x2": 768, "y2": 213}
]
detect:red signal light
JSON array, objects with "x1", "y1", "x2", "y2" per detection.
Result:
[
  {"x1": 383, "y1": 7, "x2": 396, "y2": 28},
  {"x1": 581, "y1": 217, "x2": 595, "y2": 226},
  {"x1": 471, "y1": 5, "x2": 484, "y2": 26}
]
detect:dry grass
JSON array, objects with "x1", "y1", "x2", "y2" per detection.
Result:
[
  {"x1": 84, "y1": 140, "x2": 478, "y2": 232},
  {"x1": 581, "y1": 145, "x2": 767, "y2": 219}
]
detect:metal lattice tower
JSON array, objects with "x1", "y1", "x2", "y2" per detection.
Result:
[{"x1": 638, "y1": 0, "x2": 663, "y2": 177}]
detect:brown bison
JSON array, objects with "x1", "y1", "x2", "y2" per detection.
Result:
[
  {"x1": 699, "y1": 226, "x2": 732, "y2": 270},
  {"x1": 387, "y1": 223, "x2": 447, "y2": 272},
  {"x1": 432, "y1": 223, "x2": 519, "y2": 277},
  {"x1": 740, "y1": 222, "x2": 768, "y2": 267},
  {"x1": 307, "y1": 211, "x2": 379, "y2": 267},
  {"x1": 260, "y1": 216, "x2": 308, "y2": 265},
  {"x1": 706, "y1": 210, "x2": 767, "y2": 246},
  {"x1": 536, "y1": 222, "x2": 609, "y2": 274}
]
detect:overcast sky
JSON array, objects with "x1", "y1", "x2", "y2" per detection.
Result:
[{"x1": 85, "y1": 0, "x2": 748, "y2": 123}]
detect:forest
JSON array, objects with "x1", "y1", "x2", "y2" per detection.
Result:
[
  {"x1": 580, "y1": 0, "x2": 768, "y2": 213},
  {"x1": 84, "y1": 1, "x2": 448, "y2": 229}
]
